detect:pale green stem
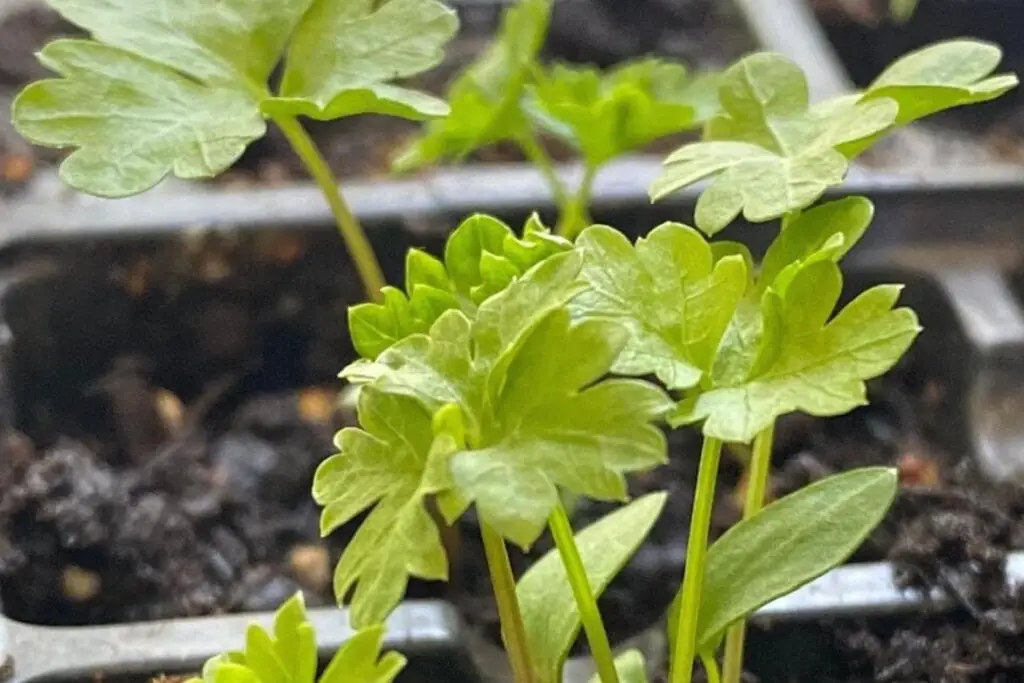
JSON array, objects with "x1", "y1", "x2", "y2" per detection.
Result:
[
  {"x1": 272, "y1": 115, "x2": 386, "y2": 302},
  {"x1": 548, "y1": 501, "x2": 619, "y2": 683},
  {"x1": 670, "y1": 436, "x2": 724, "y2": 683},
  {"x1": 558, "y1": 163, "x2": 599, "y2": 240},
  {"x1": 516, "y1": 131, "x2": 570, "y2": 208},
  {"x1": 721, "y1": 423, "x2": 776, "y2": 683},
  {"x1": 481, "y1": 522, "x2": 537, "y2": 683},
  {"x1": 700, "y1": 652, "x2": 722, "y2": 683}
]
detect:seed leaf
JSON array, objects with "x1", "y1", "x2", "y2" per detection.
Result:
[
  {"x1": 587, "y1": 650, "x2": 649, "y2": 683},
  {"x1": 518, "y1": 493, "x2": 667, "y2": 683},
  {"x1": 262, "y1": 0, "x2": 457, "y2": 121},
  {"x1": 572, "y1": 223, "x2": 748, "y2": 390},
  {"x1": 673, "y1": 259, "x2": 921, "y2": 443},
  {"x1": 393, "y1": 0, "x2": 551, "y2": 170},
  {"x1": 312, "y1": 388, "x2": 451, "y2": 627},
  {"x1": 688, "y1": 468, "x2": 898, "y2": 650},
  {"x1": 186, "y1": 593, "x2": 405, "y2": 683}
]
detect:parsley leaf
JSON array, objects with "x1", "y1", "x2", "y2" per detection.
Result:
[
  {"x1": 527, "y1": 59, "x2": 715, "y2": 167},
  {"x1": 347, "y1": 214, "x2": 571, "y2": 359},
  {"x1": 312, "y1": 387, "x2": 451, "y2": 628},
  {"x1": 261, "y1": 0, "x2": 456, "y2": 121},
  {"x1": 393, "y1": 0, "x2": 551, "y2": 171},
  {"x1": 673, "y1": 259, "x2": 921, "y2": 443},
  {"x1": 651, "y1": 41, "x2": 1018, "y2": 234},
  {"x1": 649, "y1": 52, "x2": 898, "y2": 234},
  {"x1": 571, "y1": 223, "x2": 748, "y2": 390},
  {"x1": 14, "y1": 0, "x2": 457, "y2": 197},
  {"x1": 348, "y1": 251, "x2": 671, "y2": 549},
  {"x1": 188, "y1": 593, "x2": 404, "y2": 683}
]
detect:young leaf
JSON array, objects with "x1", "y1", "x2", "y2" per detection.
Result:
[
  {"x1": 312, "y1": 388, "x2": 451, "y2": 628},
  {"x1": 347, "y1": 214, "x2": 571, "y2": 359},
  {"x1": 649, "y1": 52, "x2": 898, "y2": 234},
  {"x1": 393, "y1": 0, "x2": 552, "y2": 171},
  {"x1": 186, "y1": 592, "x2": 405, "y2": 683},
  {"x1": 673, "y1": 259, "x2": 921, "y2": 443},
  {"x1": 686, "y1": 468, "x2": 898, "y2": 651},
  {"x1": 348, "y1": 251, "x2": 671, "y2": 548},
  {"x1": 14, "y1": 0, "x2": 457, "y2": 197},
  {"x1": 527, "y1": 59, "x2": 715, "y2": 166},
  {"x1": 518, "y1": 493, "x2": 667, "y2": 683},
  {"x1": 571, "y1": 223, "x2": 748, "y2": 390},
  {"x1": 756, "y1": 196, "x2": 873, "y2": 293},
  {"x1": 864, "y1": 40, "x2": 1018, "y2": 129},
  {"x1": 261, "y1": 0, "x2": 457, "y2": 121},
  {"x1": 587, "y1": 650, "x2": 649, "y2": 683}
]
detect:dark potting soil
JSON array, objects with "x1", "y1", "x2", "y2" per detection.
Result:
[
  {"x1": 812, "y1": 0, "x2": 1024, "y2": 167},
  {"x1": 0, "y1": 0, "x2": 752, "y2": 195}
]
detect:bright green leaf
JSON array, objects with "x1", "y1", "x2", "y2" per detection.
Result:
[
  {"x1": 694, "y1": 468, "x2": 898, "y2": 650},
  {"x1": 527, "y1": 58, "x2": 712, "y2": 166},
  {"x1": 185, "y1": 593, "x2": 405, "y2": 683},
  {"x1": 393, "y1": 0, "x2": 552, "y2": 170},
  {"x1": 757, "y1": 196, "x2": 873, "y2": 293},
  {"x1": 449, "y1": 309, "x2": 671, "y2": 548},
  {"x1": 650, "y1": 52, "x2": 898, "y2": 233},
  {"x1": 347, "y1": 214, "x2": 570, "y2": 359},
  {"x1": 588, "y1": 650, "x2": 649, "y2": 683},
  {"x1": 572, "y1": 223, "x2": 748, "y2": 390},
  {"x1": 866, "y1": 39, "x2": 1018, "y2": 127},
  {"x1": 673, "y1": 260, "x2": 921, "y2": 443},
  {"x1": 262, "y1": 0, "x2": 457, "y2": 121},
  {"x1": 312, "y1": 388, "x2": 451, "y2": 627},
  {"x1": 519, "y1": 494, "x2": 666, "y2": 683}
]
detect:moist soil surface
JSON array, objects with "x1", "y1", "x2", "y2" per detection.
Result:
[
  {"x1": 812, "y1": 0, "x2": 1024, "y2": 168},
  {"x1": 0, "y1": 0, "x2": 750, "y2": 195}
]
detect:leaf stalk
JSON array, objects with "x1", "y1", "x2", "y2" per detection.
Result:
[
  {"x1": 548, "y1": 500, "x2": 620, "y2": 683},
  {"x1": 273, "y1": 115, "x2": 387, "y2": 302},
  {"x1": 721, "y1": 422, "x2": 775, "y2": 683},
  {"x1": 670, "y1": 436, "x2": 723, "y2": 683},
  {"x1": 481, "y1": 522, "x2": 537, "y2": 683}
]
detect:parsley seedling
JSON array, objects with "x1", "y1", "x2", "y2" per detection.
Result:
[
  {"x1": 635, "y1": 40, "x2": 1017, "y2": 683},
  {"x1": 186, "y1": 592, "x2": 405, "y2": 683},
  {"x1": 395, "y1": 0, "x2": 716, "y2": 237},
  {"x1": 12, "y1": 0, "x2": 461, "y2": 301}
]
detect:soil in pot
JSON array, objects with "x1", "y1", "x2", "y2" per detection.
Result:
[
  {"x1": 0, "y1": 227, "x2": 436, "y2": 625},
  {"x1": 811, "y1": 0, "x2": 1024, "y2": 168},
  {"x1": 0, "y1": 0, "x2": 753, "y2": 196}
]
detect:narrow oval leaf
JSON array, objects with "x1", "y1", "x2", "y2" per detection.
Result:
[
  {"x1": 694, "y1": 467, "x2": 898, "y2": 649},
  {"x1": 587, "y1": 650, "x2": 649, "y2": 683},
  {"x1": 518, "y1": 492, "x2": 668, "y2": 683}
]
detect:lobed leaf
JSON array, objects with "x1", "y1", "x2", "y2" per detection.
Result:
[
  {"x1": 650, "y1": 52, "x2": 897, "y2": 233},
  {"x1": 15, "y1": 0, "x2": 457, "y2": 197},
  {"x1": 572, "y1": 223, "x2": 748, "y2": 390},
  {"x1": 677, "y1": 468, "x2": 898, "y2": 652},
  {"x1": 393, "y1": 0, "x2": 552, "y2": 170},
  {"x1": 348, "y1": 251, "x2": 671, "y2": 549},
  {"x1": 673, "y1": 259, "x2": 921, "y2": 443},
  {"x1": 527, "y1": 58, "x2": 716, "y2": 166},
  {"x1": 186, "y1": 592, "x2": 405, "y2": 683},
  {"x1": 312, "y1": 388, "x2": 451, "y2": 627},
  {"x1": 262, "y1": 0, "x2": 457, "y2": 121},
  {"x1": 519, "y1": 493, "x2": 666, "y2": 683},
  {"x1": 347, "y1": 214, "x2": 571, "y2": 359}
]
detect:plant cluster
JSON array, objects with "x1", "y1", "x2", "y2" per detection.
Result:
[{"x1": 12, "y1": 0, "x2": 1018, "y2": 682}]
